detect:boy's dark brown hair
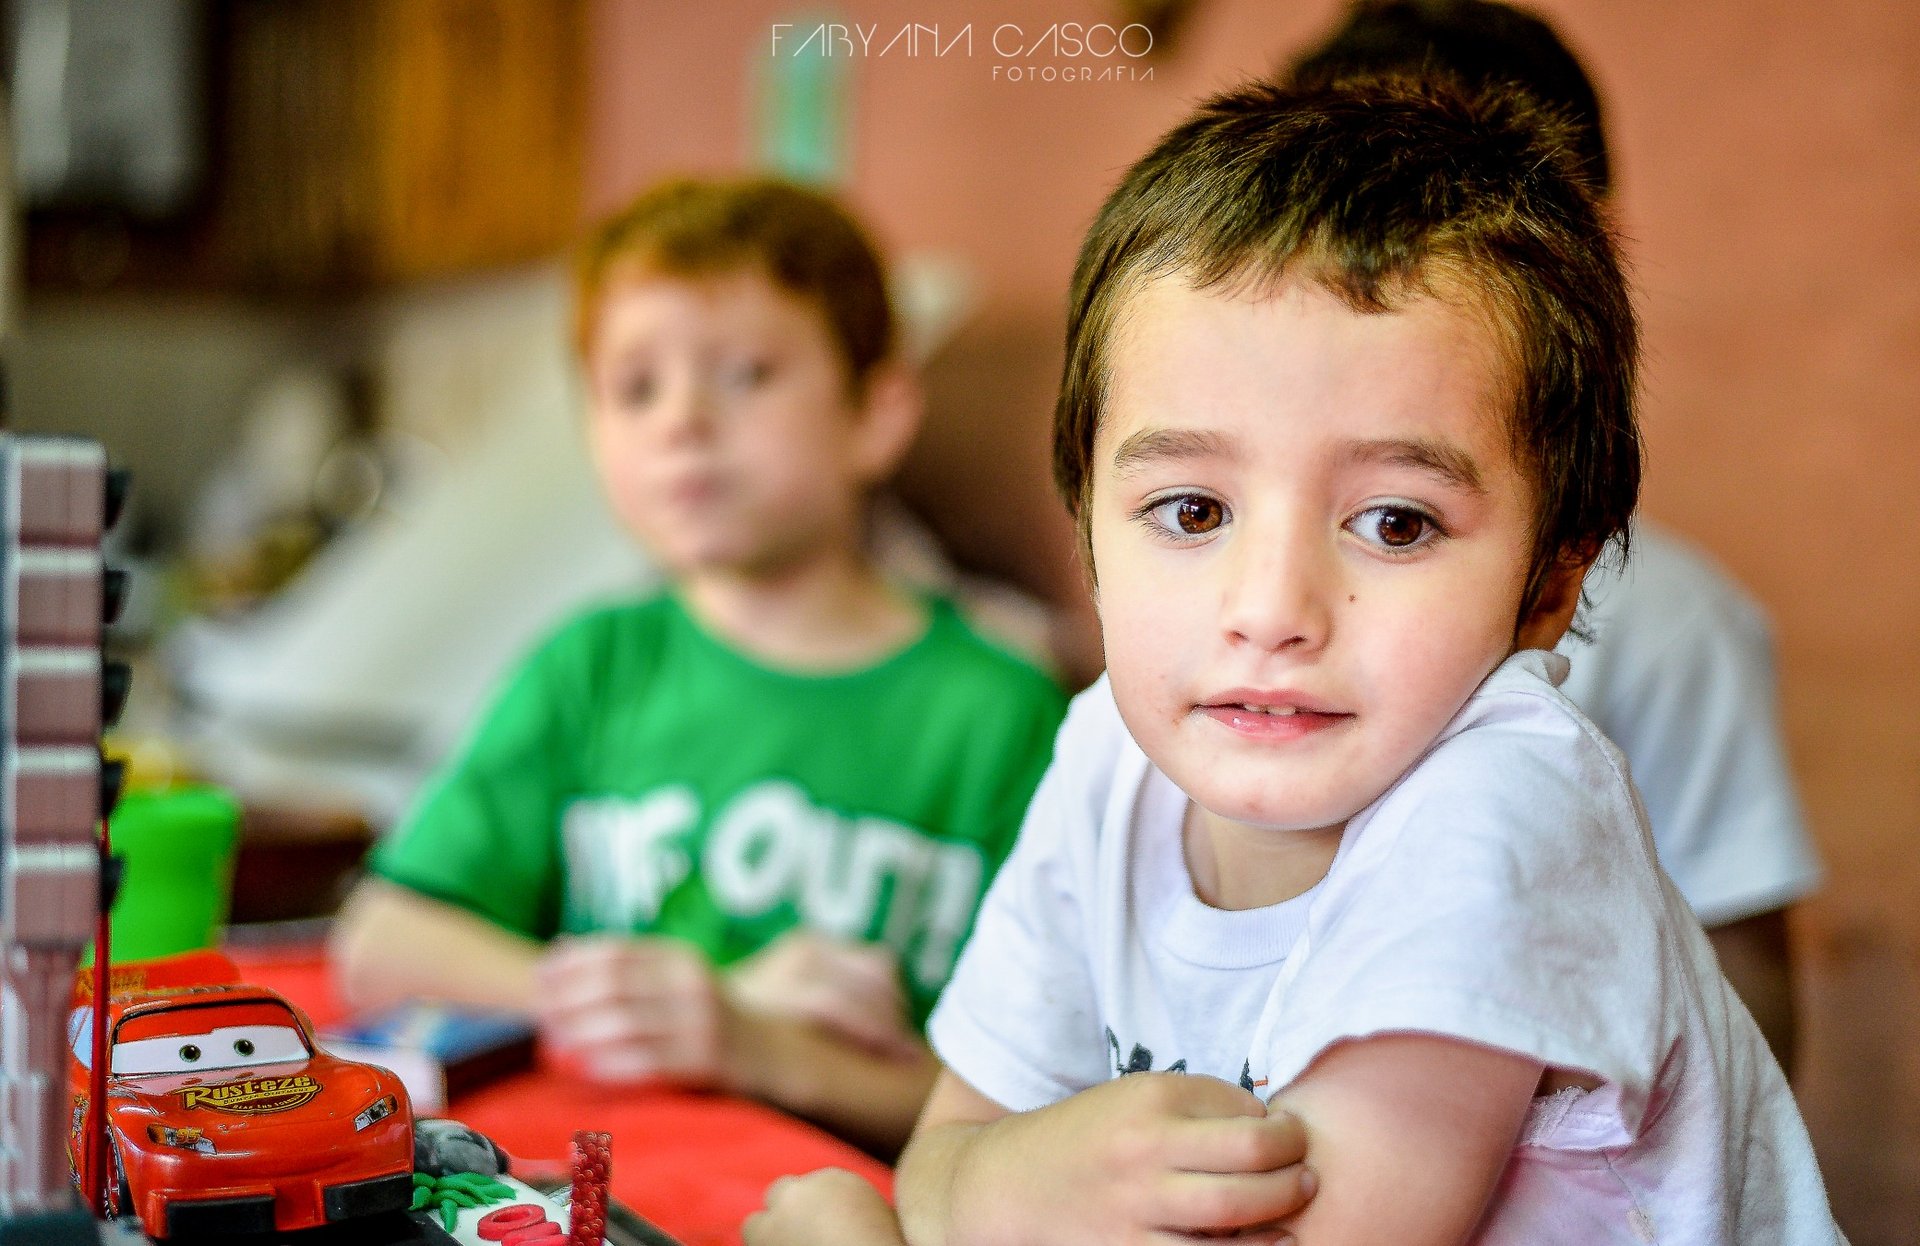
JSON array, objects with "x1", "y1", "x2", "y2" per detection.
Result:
[
  {"x1": 574, "y1": 177, "x2": 894, "y2": 393},
  {"x1": 1054, "y1": 76, "x2": 1641, "y2": 624}
]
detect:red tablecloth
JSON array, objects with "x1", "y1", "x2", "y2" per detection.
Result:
[{"x1": 227, "y1": 945, "x2": 893, "y2": 1246}]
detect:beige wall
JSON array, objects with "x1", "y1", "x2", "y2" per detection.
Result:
[{"x1": 586, "y1": 1, "x2": 1920, "y2": 1230}]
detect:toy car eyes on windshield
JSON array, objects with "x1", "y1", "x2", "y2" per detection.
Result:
[{"x1": 111, "y1": 1024, "x2": 309, "y2": 1076}]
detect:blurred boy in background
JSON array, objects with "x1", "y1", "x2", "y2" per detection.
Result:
[
  {"x1": 330, "y1": 179, "x2": 1066, "y2": 1154},
  {"x1": 1286, "y1": 0, "x2": 1822, "y2": 1070}
]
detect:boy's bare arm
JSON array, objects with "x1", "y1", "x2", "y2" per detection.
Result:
[
  {"x1": 897, "y1": 1069, "x2": 1313, "y2": 1246},
  {"x1": 892, "y1": 1071, "x2": 1008, "y2": 1246},
  {"x1": 1706, "y1": 908, "x2": 1797, "y2": 1073},
  {"x1": 1266, "y1": 1034, "x2": 1545, "y2": 1245},
  {"x1": 727, "y1": 1011, "x2": 938, "y2": 1157},
  {"x1": 334, "y1": 882, "x2": 933, "y2": 1151},
  {"x1": 330, "y1": 878, "x2": 543, "y2": 1010}
]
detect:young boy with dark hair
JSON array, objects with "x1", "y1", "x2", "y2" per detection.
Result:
[
  {"x1": 330, "y1": 178, "x2": 1066, "y2": 1154},
  {"x1": 749, "y1": 78, "x2": 1840, "y2": 1243},
  {"x1": 1285, "y1": 0, "x2": 1822, "y2": 1076}
]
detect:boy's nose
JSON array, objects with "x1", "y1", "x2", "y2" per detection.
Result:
[
  {"x1": 657, "y1": 382, "x2": 718, "y2": 444},
  {"x1": 1218, "y1": 525, "x2": 1333, "y2": 654}
]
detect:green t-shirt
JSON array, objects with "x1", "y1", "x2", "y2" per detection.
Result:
[{"x1": 373, "y1": 592, "x2": 1066, "y2": 1025}]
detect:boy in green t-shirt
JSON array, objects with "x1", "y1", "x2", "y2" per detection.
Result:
[{"x1": 329, "y1": 179, "x2": 1066, "y2": 1153}]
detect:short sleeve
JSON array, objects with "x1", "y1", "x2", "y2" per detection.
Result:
[
  {"x1": 370, "y1": 616, "x2": 596, "y2": 939},
  {"x1": 1561, "y1": 527, "x2": 1821, "y2": 925},
  {"x1": 1260, "y1": 686, "x2": 1675, "y2": 1143},
  {"x1": 927, "y1": 685, "x2": 1117, "y2": 1112}
]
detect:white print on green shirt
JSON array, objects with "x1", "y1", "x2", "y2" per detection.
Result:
[{"x1": 561, "y1": 779, "x2": 986, "y2": 992}]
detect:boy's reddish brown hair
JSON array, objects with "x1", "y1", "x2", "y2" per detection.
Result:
[{"x1": 573, "y1": 177, "x2": 895, "y2": 391}]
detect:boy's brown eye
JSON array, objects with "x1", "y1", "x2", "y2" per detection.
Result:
[
  {"x1": 1174, "y1": 497, "x2": 1223, "y2": 534},
  {"x1": 1375, "y1": 509, "x2": 1428, "y2": 546}
]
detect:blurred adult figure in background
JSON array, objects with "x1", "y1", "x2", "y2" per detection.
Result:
[{"x1": 1286, "y1": 0, "x2": 1822, "y2": 1072}]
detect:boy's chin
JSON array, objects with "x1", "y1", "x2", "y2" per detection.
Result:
[
  {"x1": 645, "y1": 539, "x2": 767, "y2": 577},
  {"x1": 1189, "y1": 786, "x2": 1368, "y2": 838}
]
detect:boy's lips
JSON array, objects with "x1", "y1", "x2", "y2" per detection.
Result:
[
  {"x1": 1196, "y1": 689, "x2": 1353, "y2": 740},
  {"x1": 660, "y1": 473, "x2": 724, "y2": 506}
]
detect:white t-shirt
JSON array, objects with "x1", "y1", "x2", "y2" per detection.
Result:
[
  {"x1": 1558, "y1": 522, "x2": 1821, "y2": 925},
  {"x1": 930, "y1": 651, "x2": 1842, "y2": 1244}
]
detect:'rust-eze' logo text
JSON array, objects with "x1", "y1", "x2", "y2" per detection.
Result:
[{"x1": 179, "y1": 1075, "x2": 319, "y2": 1114}]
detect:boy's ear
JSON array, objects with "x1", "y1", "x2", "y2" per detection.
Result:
[
  {"x1": 1513, "y1": 548, "x2": 1595, "y2": 651},
  {"x1": 850, "y1": 361, "x2": 925, "y2": 484}
]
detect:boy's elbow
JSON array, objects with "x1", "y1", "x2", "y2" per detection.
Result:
[
  {"x1": 327, "y1": 878, "x2": 428, "y2": 1009},
  {"x1": 327, "y1": 878, "x2": 544, "y2": 1011}
]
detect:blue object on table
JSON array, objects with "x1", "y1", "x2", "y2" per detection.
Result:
[{"x1": 323, "y1": 1003, "x2": 537, "y2": 1098}]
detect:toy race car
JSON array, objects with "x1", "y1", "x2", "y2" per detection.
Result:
[{"x1": 67, "y1": 951, "x2": 414, "y2": 1239}]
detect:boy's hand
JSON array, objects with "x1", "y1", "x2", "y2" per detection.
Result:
[
  {"x1": 726, "y1": 932, "x2": 920, "y2": 1058},
  {"x1": 744, "y1": 1168, "x2": 905, "y2": 1246},
  {"x1": 966, "y1": 1073, "x2": 1314, "y2": 1244},
  {"x1": 534, "y1": 935, "x2": 734, "y2": 1086}
]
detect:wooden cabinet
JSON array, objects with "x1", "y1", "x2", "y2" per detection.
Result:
[
  {"x1": 28, "y1": 0, "x2": 587, "y2": 294},
  {"x1": 222, "y1": 0, "x2": 586, "y2": 289}
]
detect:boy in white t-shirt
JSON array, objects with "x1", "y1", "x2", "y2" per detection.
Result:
[{"x1": 748, "y1": 77, "x2": 1842, "y2": 1244}]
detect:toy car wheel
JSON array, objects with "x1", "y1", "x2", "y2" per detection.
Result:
[{"x1": 108, "y1": 1134, "x2": 132, "y2": 1221}]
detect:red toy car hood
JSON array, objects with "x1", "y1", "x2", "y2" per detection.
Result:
[{"x1": 113, "y1": 1050, "x2": 395, "y2": 1131}]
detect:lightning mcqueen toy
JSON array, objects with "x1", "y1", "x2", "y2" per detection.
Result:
[{"x1": 67, "y1": 951, "x2": 414, "y2": 1239}]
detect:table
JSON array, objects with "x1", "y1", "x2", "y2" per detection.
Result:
[{"x1": 226, "y1": 944, "x2": 894, "y2": 1246}]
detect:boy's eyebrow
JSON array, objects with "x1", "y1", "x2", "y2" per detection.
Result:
[
  {"x1": 1342, "y1": 437, "x2": 1487, "y2": 494},
  {"x1": 1110, "y1": 428, "x2": 1235, "y2": 475}
]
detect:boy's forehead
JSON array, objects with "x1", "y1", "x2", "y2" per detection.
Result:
[
  {"x1": 591, "y1": 265, "x2": 827, "y2": 340},
  {"x1": 1095, "y1": 274, "x2": 1522, "y2": 470},
  {"x1": 601, "y1": 262, "x2": 789, "y2": 309},
  {"x1": 1106, "y1": 269, "x2": 1513, "y2": 374}
]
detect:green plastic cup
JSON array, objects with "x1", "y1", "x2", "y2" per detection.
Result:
[{"x1": 91, "y1": 786, "x2": 242, "y2": 962}]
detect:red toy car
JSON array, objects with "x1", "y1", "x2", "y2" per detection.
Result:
[{"x1": 67, "y1": 951, "x2": 414, "y2": 1239}]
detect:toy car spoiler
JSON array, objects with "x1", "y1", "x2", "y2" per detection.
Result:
[{"x1": 71, "y1": 949, "x2": 241, "y2": 1006}]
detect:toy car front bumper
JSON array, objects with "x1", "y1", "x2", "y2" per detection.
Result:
[
  {"x1": 322, "y1": 1170, "x2": 413, "y2": 1221},
  {"x1": 163, "y1": 1193, "x2": 276, "y2": 1237},
  {"x1": 149, "y1": 1169, "x2": 410, "y2": 1237}
]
